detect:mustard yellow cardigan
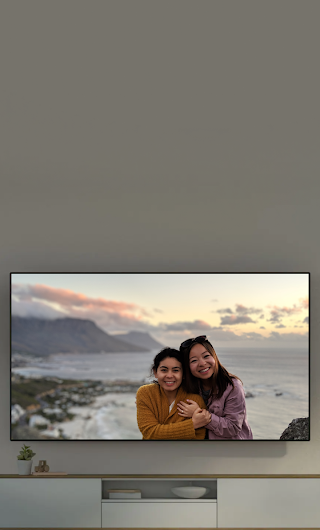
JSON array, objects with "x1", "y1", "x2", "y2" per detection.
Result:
[{"x1": 136, "y1": 383, "x2": 206, "y2": 440}]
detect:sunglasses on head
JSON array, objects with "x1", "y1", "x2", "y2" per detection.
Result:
[{"x1": 180, "y1": 335, "x2": 213, "y2": 349}]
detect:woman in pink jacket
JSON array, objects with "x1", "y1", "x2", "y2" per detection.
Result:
[{"x1": 177, "y1": 336, "x2": 253, "y2": 440}]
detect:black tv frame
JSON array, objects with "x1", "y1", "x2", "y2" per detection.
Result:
[{"x1": 10, "y1": 272, "x2": 310, "y2": 442}]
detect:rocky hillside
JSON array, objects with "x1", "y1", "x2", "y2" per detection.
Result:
[
  {"x1": 280, "y1": 417, "x2": 309, "y2": 440},
  {"x1": 11, "y1": 317, "x2": 149, "y2": 355},
  {"x1": 115, "y1": 330, "x2": 163, "y2": 351}
]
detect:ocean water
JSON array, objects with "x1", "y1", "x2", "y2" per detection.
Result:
[
  {"x1": 216, "y1": 347, "x2": 309, "y2": 440},
  {"x1": 12, "y1": 347, "x2": 309, "y2": 440},
  {"x1": 13, "y1": 350, "x2": 158, "y2": 382}
]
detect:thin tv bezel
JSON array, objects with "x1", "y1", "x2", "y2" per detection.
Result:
[{"x1": 10, "y1": 272, "x2": 311, "y2": 442}]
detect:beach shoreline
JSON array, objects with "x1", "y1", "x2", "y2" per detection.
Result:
[{"x1": 53, "y1": 392, "x2": 141, "y2": 439}]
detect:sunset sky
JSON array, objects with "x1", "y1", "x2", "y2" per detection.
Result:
[{"x1": 11, "y1": 273, "x2": 309, "y2": 348}]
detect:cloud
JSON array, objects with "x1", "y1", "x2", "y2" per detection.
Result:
[
  {"x1": 267, "y1": 310, "x2": 282, "y2": 324},
  {"x1": 259, "y1": 314, "x2": 264, "y2": 319},
  {"x1": 13, "y1": 283, "x2": 149, "y2": 315},
  {"x1": 210, "y1": 327, "x2": 253, "y2": 341},
  {"x1": 217, "y1": 304, "x2": 262, "y2": 316},
  {"x1": 303, "y1": 316, "x2": 309, "y2": 324},
  {"x1": 211, "y1": 329, "x2": 261, "y2": 341},
  {"x1": 260, "y1": 326, "x2": 266, "y2": 329},
  {"x1": 267, "y1": 304, "x2": 302, "y2": 316},
  {"x1": 220, "y1": 315, "x2": 257, "y2": 325},
  {"x1": 235, "y1": 304, "x2": 262, "y2": 315},
  {"x1": 242, "y1": 332, "x2": 265, "y2": 340},
  {"x1": 266, "y1": 331, "x2": 308, "y2": 342},
  {"x1": 299, "y1": 297, "x2": 309, "y2": 309},
  {"x1": 205, "y1": 329, "x2": 263, "y2": 342},
  {"x1": 158, "y1": 327, "x2": 254, "y2": 347},
  {"x1": 11, "y1": 299, "x2": 65, "y2": 320},
  {"x1": 267, "y1": 301, "x2": 307, "y2": 326},
  {"x1": 211, "y1": 299, "x2": 219, "y2": 303},
  {"x1": 153, "y1": 308, "x2": 163, "y2": 313},
  {"x1": 209, "y1": 329, "x2": 307, "y2": 344},
  {"x1": 161, "y1": 320, "x2": 212, "y2": 332},
  {"x1": 275, "y1": 324, "x2": 286, "y2": 329},
  {"x1": 12, "y1": 283, "x2": 153, "y2": 332}
]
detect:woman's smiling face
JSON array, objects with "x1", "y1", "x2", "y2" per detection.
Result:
[
  {"x1": 153, "y1": 356, "x2": 183, "y2": 394},
  {"x1": 189, "y1": 342, "x2": 215, "y2": 380}
]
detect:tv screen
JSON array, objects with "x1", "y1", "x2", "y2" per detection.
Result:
[{"x1": 10, "y1": 273, "x2": 310, "y2": 441}]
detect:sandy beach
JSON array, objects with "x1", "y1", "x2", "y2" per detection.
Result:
[{"x1": 55, "y1": 392, "x2": 142, "y2": 440}]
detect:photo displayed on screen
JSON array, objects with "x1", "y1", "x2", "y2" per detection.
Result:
[{"x1": 11, "y1": 273, "x2": 309, "y2": 441}]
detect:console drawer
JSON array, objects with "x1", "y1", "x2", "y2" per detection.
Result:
[{"x1": 102, "y1": 501, "x2": 216, "y2": 528}]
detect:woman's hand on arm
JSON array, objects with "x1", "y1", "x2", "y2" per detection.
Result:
[
  {"x1": 192, "y1": 408, "x2": 211, "y2": 429},
  {"x1": 177, "y1": 399, "x2": 199, "y2": 418}
]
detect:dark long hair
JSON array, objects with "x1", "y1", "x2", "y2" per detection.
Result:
[
  {"x1": 150, "y1": 347, "x2": 183, "y2": 385},
  {"x1": 180, "y1": 339, "x2": 242, "y2": 401}
]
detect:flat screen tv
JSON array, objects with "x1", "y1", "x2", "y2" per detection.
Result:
[{"x1": 10, "y1": 273, "x2": 310, "y2": 441}]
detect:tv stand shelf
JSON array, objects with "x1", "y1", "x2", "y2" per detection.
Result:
[
  {"x1": 101, "y1": 477, "x2": 217, "y2": 528},
  {"x1": 1, "y1": 475, "x2": 320, "y2": 529},
  {"x1": 101, "y1": 477, "x2": 217, "y2": 499}
]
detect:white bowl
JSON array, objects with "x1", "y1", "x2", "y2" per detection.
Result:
[{"x1": 171, "y1": 486, "x2": 209, "y2": 499}]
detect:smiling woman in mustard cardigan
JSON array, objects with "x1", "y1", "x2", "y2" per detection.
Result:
[{"x1": 136, "y1": 347, "x2": 211, "y2": 440}]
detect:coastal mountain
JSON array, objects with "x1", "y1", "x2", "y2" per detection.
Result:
[
  {"x1": 114, "y1": 331, "x2": 163, "y2": 351},
  {"x1": 11, "y1": 316, "x2": 149, "y2": 355}
]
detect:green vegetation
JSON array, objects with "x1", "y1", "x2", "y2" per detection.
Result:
[
  {"x1": 11, "y1": 388, "x2": 38, "y2": 409},
  {"x1": 11, "y1": 377, "x2": 83, "y2": 410}
]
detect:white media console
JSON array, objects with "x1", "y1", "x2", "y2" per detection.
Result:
[{"x1": 0, "y1": 474, "x2": 320, "y2": 529}]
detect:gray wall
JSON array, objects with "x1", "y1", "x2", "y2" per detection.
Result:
[{"x1": 1, "y1": 1, "x2": 319, "y2": 475}]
